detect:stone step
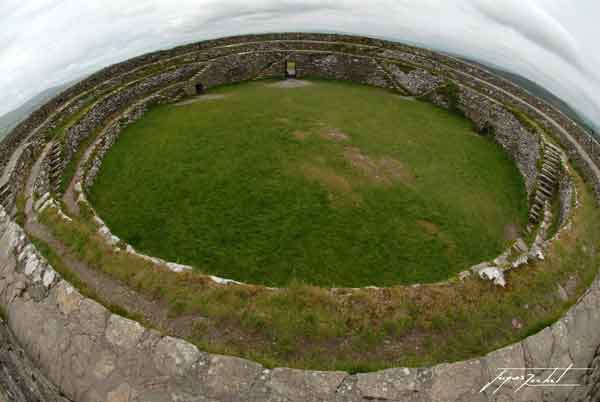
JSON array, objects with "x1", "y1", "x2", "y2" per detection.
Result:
[
  {"x1": 534, "y1": 194, "x2": 549, "y2": 205},
  {"x1": 544, "y1": 153, "x2": 562, "y2": 164},
  {"x1": 538, "y1": 181, "x2": 555, "y2": 193},
  {"x1": 536, "y1": 187, "x2": 554, "y2": 199},
  {"x1": 544, "y1": 153, "x2": 561, "y2": 162},
  {"x1": 530, "y1": 206, "x2": 541, "y2": 216},
  {"x1": 541, "y1": 166, "x2": 557, "y2": 177},
  {"x1": 538, "y1": 178, "x2": 555, "y2": 189},
  {"x1": 530, "y1": 204, "x2": 542, "y2": 215},
  {"x1": 545, "y1": 144, "x2": 561, "y2": 152},
  {"x1": 539, "y1": 171, "x2": 556, "y2": 182},
  {"x1": 0, "y1": 182, "x2": 10, "y2": 195},
  {"x1": 538, "y1": 186, "x2": 553, "y2": 199},
  {"x1": 545, "y1": 143, "x2": 562, "y2": 153},
  {"x1": 544, "y1": 156, "x2": 561, "y2": 166},
  {"x1": 546, "y1": 150, "x2": 562, "y2": 160},
  {"x1": 545, "y1": 148, "x2": 561, "y2": 157},
  {"x1": 0, "y1": 187, "x2": 10, "y2": 203},
  {"x1": 538, "y1": 176, "x2": 556, "y2": 188}
]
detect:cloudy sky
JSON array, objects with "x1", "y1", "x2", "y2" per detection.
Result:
[{"x1": 0, "y1": 0, "x2": 598, "y2": 129}]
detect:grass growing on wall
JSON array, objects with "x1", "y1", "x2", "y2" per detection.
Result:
[
  {"x1": 29, "y1": 235, "x2": 150, "y2": 326},
  {"x1": 39, "y1": 173, "x2": 600, "y2": 372},
  {"x1": 89, "y1": 79, "x2": 528, "y2": 287}
]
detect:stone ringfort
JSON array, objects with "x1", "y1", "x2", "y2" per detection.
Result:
[{"x1": 0, "y1": 33, "x2": 599, "y2": 402}]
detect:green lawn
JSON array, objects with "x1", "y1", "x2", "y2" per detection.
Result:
[{"x1": 89, "y1": 79, "x2": 528, "y2": 287}]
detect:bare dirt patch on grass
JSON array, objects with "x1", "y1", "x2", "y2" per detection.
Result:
[
  {"x1": 320, "y1": 128, "x2": 350, "y2": 142},
  {"x1": 293, "y1": 129, "x2": 414, "y2": 202},
  {"x1": 344, "y1": 146, "x2": 416, "y2": 187},
  {"x1": 175, "y1": 94, "x2": 228, "y2": 106},
  {"x1": 503, "y1": 222, "x2": 521, "y2": 242},
  {"x1": 417, "y1": 220, "x2": 457, "y2": 255},
  {"x1": 293, "y1": 130, "x2": 309, "y2": 140},
  {"x1": 293, "y1": 128, "x2": 350, "y2": 142},
  {"x1": 268, "y1": 79, "x2": 313, "y2": 89},
  {"x1": 302, "y1": 162, "x2": 362, "y2": 206},
  {"x1": 417, "y1": 220, "x2": 440, "y2": 235}
]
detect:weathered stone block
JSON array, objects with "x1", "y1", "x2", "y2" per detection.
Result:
[
  {"x1": 264, "y1": 368, "x2": 347, "y2": 402},
  {"x1": 78, "y1": 298, "x2": 109, "y2": 337},
  {"x1": 105, "y1": 315, "x2": 145, "y2": 350},
  {"x1": 55, "y1": 280, "x2": 83, "y2": 316},
  {"x1": 153, "y1": 336, "x2": 203, "y2": 377},
  {"x1": 567, "y1": 289, "x2": 600, "y2": 367},
  {"x1": 356, "y1": 367, "x2": 419, "y2": 399},
  {"x1": 523, "y1": 326, "x2": 553, "y2": 368},
  {"x1": 105, "y1": 383, "x2": 137, "y2": 402},
  {"x1": 203, "y1": 355, "x2": 263, "y2": 399},
  {"x1": 430, "y1": 359, "x2": 486, "y2": 402}
]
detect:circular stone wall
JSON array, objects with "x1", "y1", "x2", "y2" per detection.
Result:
[
  {"x1": 0, "y1": 33, "x2": 599, "y2": 402},
  {"x1": 88, "y1": 79, "x2": 528, "y2": 288}
]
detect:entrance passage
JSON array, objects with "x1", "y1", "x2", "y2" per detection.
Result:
[
  {"x1": 195, "y1": 83, "x2": 205, "y2": 95},
  {"x1": 286, "y1": 61, "x2": 297, "y2": 78}
]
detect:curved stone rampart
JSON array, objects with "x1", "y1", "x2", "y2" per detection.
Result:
[
  {"x1": 2, "y1": 204, "x2": 600, "y2": 402},
  {"x1": 0, "y1": 33, "x2": 599, "y2": 402}
]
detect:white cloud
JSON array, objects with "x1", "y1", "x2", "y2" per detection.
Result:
[{"x1": 0, "y1": 0, "x2": 598, "y2": 130}]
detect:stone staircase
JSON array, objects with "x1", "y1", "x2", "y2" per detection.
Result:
[
  {"x1": 376, "y1": 60, "x2": 409, "y2": 95},
  {"x1": 0, "y1": 181, "x2": 11, "y2": 210},
  {"x1": 48, "y1": 142, "x2": 64, "y2": 193},
  {"x1": 186, "y1": 64, "x2": 212, "y2": 93},
  {"x1": 254, "y1": 56, "x2": 292, "y2": 81},
  {"x1": 529, "y1": 141, "x2": 563, "y2": 224}
]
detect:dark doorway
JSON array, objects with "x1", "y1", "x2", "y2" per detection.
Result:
[
  {"x1": 285, "y1": 61, "x2": 297, "y2": 78},
  {"x1": 195, "y1": 83, "x2": 205, "y2": 95},
  {"x1": 479, "y1": 121, "x2": 495, "y2": 137}
]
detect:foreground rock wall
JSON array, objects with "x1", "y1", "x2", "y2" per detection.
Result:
[{"x1": 0, "y1": 319, "x2": 71, "y2": 402}]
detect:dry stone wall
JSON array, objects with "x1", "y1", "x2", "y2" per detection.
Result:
[
  {"x1": 458, "y1": 86, "x2": 541, "y2": 195},
  {"x1": 0, "y1": 33, "x2": 599, "y2": 402},
  {"x1": 83, "y1": 84, "x2": 189, "y2": 190},
  {"x1": 2, "y1": 32, "x2": 594, "y2": 172},
  {"x1": 62, "y1": 64, "x2": 202, "y2": 166}
]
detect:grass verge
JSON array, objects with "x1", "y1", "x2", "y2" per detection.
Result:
[{"x1": 37, "y1": 170, "x2": 599, "y2": 372}]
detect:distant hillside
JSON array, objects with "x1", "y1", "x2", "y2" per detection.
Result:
[
  {"x1": 0, "y1": 61, "x2": 596, "y2": 141},
  {"x1": 0, "y1": 82, "x2": 71, "y2": 140},
  {"x1": 456, "y1": 56, "x2": 597, "y2": 135},
  {"x1": 490, "y1": 69, "x2": 596, "y2": 132}
]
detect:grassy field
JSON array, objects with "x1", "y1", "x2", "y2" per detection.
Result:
[{"x1": 89, "y1": 79, "x2": 528, "y2": 287}]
